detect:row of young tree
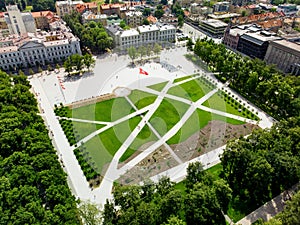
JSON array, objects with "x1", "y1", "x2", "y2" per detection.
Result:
[
  {"x1": 0, "y1": 71, "x2": 80, "y2": 224},
  {"x1": 127, "y1": 43, "x2": 162, "y2": 63},
  {"x1": 103, "y1": 162, "x2": 232, "y2": 225},
  {"x1": 193, "y1": 38, "x2": 300, "y2": 120},
  {"x1": 63, "y1": 53, "x2": 95, "y2": 75},
  {"x1": 63, "y1": 12, "x2": 114, "y2": 54}
]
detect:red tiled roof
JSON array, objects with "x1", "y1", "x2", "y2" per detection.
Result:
[{"x1": 147, "y1": 15, "x2": 158, "y2": 23}]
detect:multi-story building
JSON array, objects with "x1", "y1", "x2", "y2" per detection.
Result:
[
  {"x1": 264, "y1": 39, "x2": 300, "y2": 75},
  {"x1": 213, "y1": 2, "x2": 230, "y2": 13},
  {"x1": 0, "y1": 12, "x2": 9, "y2": 37},
  {"x1": 0, "y1": 20, "x2": 81, "y2": 71},
  {"x1": 82, "y1": 11, "x2": 107, "y2": 26},
  {"x1": 223, "y1": 26, "x2": 250, "y2": 49},
  {"x1": 106, "y1": 24, "x2": 175, "y2": 50},
  {"x1": 277, "y1": 4, "x2": 298, "y2": 16},
  {"x1": 31, "y1": 11, "x2": 58, "y2": 30},
  {"x1": 125, "y1": 11, "x2": 143, "y2": 27},
  {"x1": 199, "y1": 19, "x2": 228, "y2": 37},
  {"x1": 55, "y1": 0, "x2": 84, "y2": 17},
  {"x1": 4, "y1": 5, "x2": 36, "y2": 35},
  {"x1": 237, "y1": 31, "x2": 281, "y2": 59}
]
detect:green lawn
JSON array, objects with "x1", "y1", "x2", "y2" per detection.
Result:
[
  {"x1": 150, "y1": 98, "x2": 189, "y2": 136},
  {"x1": 203, "y1": 91, "x2": 259, "y2": 120},
  {"x1": 78, "y1": 116, "x2": 141, "y2": 173},
  {"x1": 173, "y1": 75, "x2": 193, "y2": 83},
  {"x1": 72, "y1": 121, "x2": 105, "y2": 141},
  {"x1": 80, "y1": 135, "x2": 113, "y2": 174},
  {"x1": 167, "y1": 109, "x2": 244, "y2": 144},
  {"x1": 120, "y1": 124, "x2": 159, "y2": 162},
  {"x1": 147, "y1": 81, "x2": 168, "y2": 92},
  {"x1": 98, "y1": 116, "x2": 141, "y2": 156},
  {"x1": 167, "y1": 78, "x2": 214, "y2": 102},
  {"x1": 70, "y1": 97, "x2": 133, "y2": 122},
  {"x1": 128, "y1": 90, "x2": 157, "y2": 110}
]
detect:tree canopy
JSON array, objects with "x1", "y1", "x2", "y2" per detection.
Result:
[
  {"x1": 193, "y1": 38, "x2": 300, "y2": 120},
  {"x1": 103, "y1": 164, "x2": 232, "y2": 225},
  {"x1": 63, "y1": 12, "x2": 113, "y2": 54},
  {"x1": 0, "y1": 71, "x2": 80, "y2": 224}
]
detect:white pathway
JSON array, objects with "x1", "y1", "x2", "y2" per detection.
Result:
[{"x1": 29, "y1": 47, "x2": 275, "y2": 209}]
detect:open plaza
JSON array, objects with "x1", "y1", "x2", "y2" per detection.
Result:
[{"x1": 29, "y1": 46, "x2": 274, "y2": 209}]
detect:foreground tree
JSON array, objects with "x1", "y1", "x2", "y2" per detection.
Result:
[{"x1": 78, "y1": 201, "x2": 102, "y2": 225}]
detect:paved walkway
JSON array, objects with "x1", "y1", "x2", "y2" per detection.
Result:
[{"x1": 29, "y1": 46, "x2": 275, "y2": 209}]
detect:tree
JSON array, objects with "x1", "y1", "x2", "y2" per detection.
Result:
[
  {"x1": 280, "y1": 190, "x2": 300, "y2": 225},
  {"x1": 143, "y1": 8, "x2": 151, "y2": 17},
  {"x1": 184, "y1": 183, "x2": 225, "y2": 225},
  {"x1": 213, "y1": 179, "x2": 232, "y2": 212},
  {"x1": 161, "y1": 0, "x2": 168, "y2": 5},
  {"x1": 165, "y1": 216, "x2": 186, "y2": 225},
  {"x1": 83, "y1": 54, "x2": 95, "y2": 71},
  {"x1": 143, "y1": 18, "x2": 150, "y2": 25},
  {"x1": 78, "y1": 201, "x2": 102, "y2": 225},
  {"x1": 178, "y1": 15, "x2": 184, "y2": 28},
  {"x1": 127, "y1": 46, "x2": 138, "y2": 63},
  {"x1": 138, "y1": 46, "x2": 147, "y2": 61},
  {"x1": 153, "y1": 43, "x2": 162, "y2": 56}
]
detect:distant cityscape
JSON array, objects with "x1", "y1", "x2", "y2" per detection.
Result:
[{"x1": 0, "y1": 0, "x2": 299, "y2": 74}]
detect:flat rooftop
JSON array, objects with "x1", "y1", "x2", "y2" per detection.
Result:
[{"x1": 201, "y1": 19, "x2": 228, "y2": 28}]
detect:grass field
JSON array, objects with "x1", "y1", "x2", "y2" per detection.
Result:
[
  {"x1": 173, "y1": 75, "x2": 193, "y2": 83},
  {"x1": 70, "y1": 97, "x2": 133, "y2": 122},
  {"x1": 203, "y1": 91, "x2": 259, "y2": 120},
  {"x1": 72, "y1": 121, "x2": 105, "y2": 141},
  {"x1": 150, "y1": 98, "x2": 190, "y2": 136},
  {"x1": 147, "y1": 81, "x2": 168, "y2": 92},
  {"x1": 167, "y1": 109, "x2": 244, "y2": 144},
  {"x1": 128, "y1": 90, "x2": 157, "y2": 110},
  {"x1": 120, "y1": 124, "x2": 159, "y2": 162},
  {"x1": 167, "y1": 78, "x2": 213, "y2": 102}
]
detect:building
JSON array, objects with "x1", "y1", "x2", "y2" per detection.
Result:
[
  {"x1": 199, "y1": 19, "x2": 228, "y2": 37},
  {"x1": 237, "y1": 31, "x2": 281, "y2": 59},
  {"x1": 223, "y1": 25, "x2": 252, "y2": 49},
  {"x1": 231, "y1": 0, "x2": 256, "y2": 6},
  {"x1": 277, "y1": 4, "x2": 298, "y2": 16},
  {"x1": 213, "y1": 2, "x2": 230, "y2": 13},
  {"x1": 75, "y1": 2, "x2": 98, "y2": 15},
  {"x1": 4, "y1": 5, "x2": 36, "y2": 35},
  {"x1": 106, "y1": 23, "x2": 175, "y2": 50},
  {"x1": 264, "y1": 39, "x2": 300, "y2": 75},
  {"x1": 31, "y1": 11, "x2": 58, "y2": 30},
  {"x1": 0, "y1": 20, "x2": 81, "y2": 71},
  {"x1": 125, "y1": 11, "x2": 143, "y2": 27},
  {"x1": 82, "y1": 11, "x2": 107, "y2": 26},
  {"x1": 55, "y1": 0, "x2": 84, "y2": 17},
  {"x1": 0, "y1": 12, "x2": 9, "y2": 37},
  {"x1": 231, "y1": 11, "x2": 285, "y2": 25}
]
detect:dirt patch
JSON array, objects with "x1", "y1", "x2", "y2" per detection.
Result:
[
  {"x1": 116, "y1": 120, "x2": 258, "y2": 185},
  {"x1": 117, "y1": 145, "x2": 179, "y2": 185},
  {"x1": 171, "y1": 120, "x2": 258, "y2": 162},
  {"x1": 66, "y1": 93, "x2": 116, "y2": 109}
]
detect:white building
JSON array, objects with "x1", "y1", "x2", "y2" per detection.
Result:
[
  {"x1": 106, "y1": 24, "x2": 176, "y2": 50},
  {"x1": 55, "y1": 0, "x2": 84, "y2": 17},
  {"x1": 0, "y1": 21, "x2": 81, "y2": 71},
  {"x1": 4, "y1": 5, "x2": 36, "y2": 35}
]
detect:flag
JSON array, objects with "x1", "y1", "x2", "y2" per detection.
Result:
[{"x1": 139, "y1": 68, "x2": 148, "y2": 75}]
